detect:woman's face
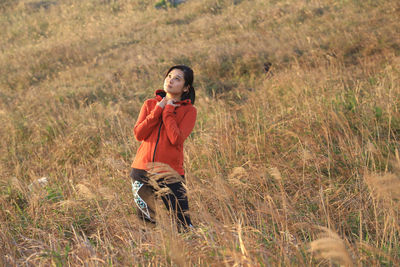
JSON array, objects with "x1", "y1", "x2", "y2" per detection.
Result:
[{"x1": 164, "y1": 69, "x2": 188, "y2": 98}]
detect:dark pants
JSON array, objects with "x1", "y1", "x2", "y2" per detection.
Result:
[{"x1": 130, "y1": 168, "x2": 192, "y2": 227}]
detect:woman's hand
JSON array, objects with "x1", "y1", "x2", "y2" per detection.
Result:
[
  {"x1": 157, "y1": 98, "x2": 180, "y2": 108},
  {"x1": 167, "y1": 99, "x2": 180, "y2": 107},
  {"x1": 157, "y1": 97, "x2": 168, "y2": 109}
]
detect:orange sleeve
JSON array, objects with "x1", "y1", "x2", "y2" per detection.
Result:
[
  {"x1": 162, "y1": 105, "x2": 197, "y2": 146},
  {"x1": 134, "y1": 100, "x2": 163, "y2": 141}
]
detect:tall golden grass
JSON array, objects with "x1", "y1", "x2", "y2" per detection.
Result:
[{"x1": 1, "y1": 0, "x2": 400, "y2": 265}]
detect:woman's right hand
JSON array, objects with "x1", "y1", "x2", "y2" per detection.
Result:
[{"x1": 157, "y1": 97, "x2": 168, "y2": 109}]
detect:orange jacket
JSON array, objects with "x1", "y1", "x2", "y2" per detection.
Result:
[{"x1": 131, "y1": 90, "x2": 197, "y2": 175}]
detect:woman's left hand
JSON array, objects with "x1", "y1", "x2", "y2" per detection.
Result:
[{"x1": 167, "y1": 99, "x2": 180, "y2": 107}]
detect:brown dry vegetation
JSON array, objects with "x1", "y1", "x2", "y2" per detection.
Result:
[{"x1": 1, "y1": 0, "x2": 400, "y2": 265}]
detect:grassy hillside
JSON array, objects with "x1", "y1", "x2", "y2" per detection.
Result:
[{"x1": 1, "y1": 0, "x2": 399, "y2": 265}]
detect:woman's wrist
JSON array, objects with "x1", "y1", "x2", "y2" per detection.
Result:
[{"x1": 157, "y1": 97, "x2": 167, "y2": 108}]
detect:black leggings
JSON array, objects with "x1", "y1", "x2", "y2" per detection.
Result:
[{"x1": 130, "y1": 168, "x2": 192, "y2": 227}]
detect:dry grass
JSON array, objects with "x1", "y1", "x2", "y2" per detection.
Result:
[
  {"x1": 308, "y1": 226, "x2": 353, "y2": 267},
  {"x1": 1, "y1": 0, "x2": 400, "y2": 265}
]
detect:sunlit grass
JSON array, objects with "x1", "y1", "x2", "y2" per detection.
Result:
[{"x1": 1, "y1": 0, "x2": 399, "y2": 265}]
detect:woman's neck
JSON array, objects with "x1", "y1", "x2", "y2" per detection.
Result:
[{"x1": 166, "y1": 93, "x2": 181, "y2": 101}]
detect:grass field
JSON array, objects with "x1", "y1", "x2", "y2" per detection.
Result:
[{"x1": 1, "y1": 0, "x2": 400, "y2": 265}]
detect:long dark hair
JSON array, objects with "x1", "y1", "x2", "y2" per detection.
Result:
[{"x1": 165, "y1": 65, "x2": 195, "y2": 104}]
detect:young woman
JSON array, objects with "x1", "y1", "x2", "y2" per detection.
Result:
[{"x1": 130, "y1": 65, "x2": 196, "y2": 229}]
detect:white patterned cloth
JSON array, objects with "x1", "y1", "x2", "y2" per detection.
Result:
[{"x1": 132, "y1": 180, "x2": 151, "y2": 220}]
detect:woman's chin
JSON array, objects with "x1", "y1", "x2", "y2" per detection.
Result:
[{"x1": 165, "y1": 88, "x2": 175, "y2": 94}]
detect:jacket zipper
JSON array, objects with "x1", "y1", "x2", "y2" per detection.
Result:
[{"x1": 152, "y1": 120, "x2": 163, "y2": 162}]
